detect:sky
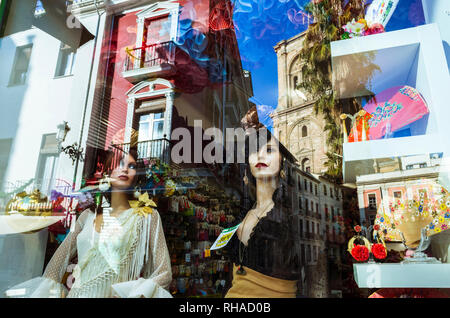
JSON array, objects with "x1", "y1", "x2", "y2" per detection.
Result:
[{"x1": 231, "y1": 0, "x2": 426, "y2": 129}]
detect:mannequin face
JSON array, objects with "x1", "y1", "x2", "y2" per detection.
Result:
[
  {"x1": 110, "y1": 154, "x2": 137, "y2": 190},
  {"x1": 249, "y1": 138, "x2": 282, "y2": 180}
]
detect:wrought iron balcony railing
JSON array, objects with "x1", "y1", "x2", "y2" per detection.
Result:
[
  {"x1": 123, "y1": 41, "x2": 176, "y2": 73},
  {"x1": 111, "y1": 138, "x2": 170, "y2": 165}
]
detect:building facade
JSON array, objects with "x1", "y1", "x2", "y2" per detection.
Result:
[
  {"x1": 0, "y1": 0, "x2": 99, "y2": 205},
  {"x1": 271, "y1": 32, "x2": 328, "y2": 175}
]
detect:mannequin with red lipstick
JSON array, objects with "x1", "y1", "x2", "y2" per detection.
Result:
[
  {"x1": 224, "y1": 107, "x2": 299, "y2": 298},
  {"x1": 7, "y1": 147, "x2": 172, "y2": 298}
]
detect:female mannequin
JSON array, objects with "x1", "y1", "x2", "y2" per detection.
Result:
[
  {"x1": 7, "y1": 148, "x2": 172, "y2": 298},
  {"x1": 224, "y1": 108, "x2": 299, "y2": 298}
]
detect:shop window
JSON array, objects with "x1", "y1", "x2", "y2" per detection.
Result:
[
  {"x1": 9, "y1": 44, "x2": 33, "y2": 86},
  {"x1": 55, "y1": 43, "x2": 76, "y2": 77},
  {"x1": 393, "y1": 191, "x2": 402, "y2": 199},
  {"x1": 368, "y1": 193, "x2": 377, "y2": 210}
]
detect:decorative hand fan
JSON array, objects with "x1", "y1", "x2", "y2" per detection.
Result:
[
  {"x1": 363, "y1": 86, "x2": 429, "y2": 140},
  {"x1": 374, "y1": 181, "x2": 450, "y2": 248},
  {"x1": 365, "y1": 0, "x2": 399, "y2": 28}
]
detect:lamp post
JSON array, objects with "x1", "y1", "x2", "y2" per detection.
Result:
[{"x1": 56, "y1": 121, "x2": 71, "y2": 152}]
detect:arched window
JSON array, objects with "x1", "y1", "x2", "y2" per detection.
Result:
[
  {"x1": 302, "y1": 125, "x2": 308, "y2": 137},
  {"x1": 293, "y1": 76, "x2": 298, "y2": 89},
  {"x1": 302, "y1": 158, "x2": 310, "y2": 172}
]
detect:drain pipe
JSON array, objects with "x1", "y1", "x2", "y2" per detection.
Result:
[{"x1": 72, "y1": 0, "x2": 104, "y2": 190}]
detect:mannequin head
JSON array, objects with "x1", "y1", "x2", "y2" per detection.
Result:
[
  {"x1": 102, "y1": 147, "x2": 146, "y2": 201},
  {"x1": 248, "y1": 134, "x2": 282, "y2": 181},
  {"x1": 109, "y1": 153, "x2": 138, "y2": 191}
]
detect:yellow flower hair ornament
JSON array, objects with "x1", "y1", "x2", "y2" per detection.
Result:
[{"x1": 130, "y1": 192, "x2": 157, "y2": 216}]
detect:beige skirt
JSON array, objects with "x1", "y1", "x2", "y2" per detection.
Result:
[{"x1": 225, "y1": 264, "x2": 297, "y2": 298}]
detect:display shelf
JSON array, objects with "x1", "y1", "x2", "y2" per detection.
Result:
[
  {"x1": 353, "y1": 262, "x2": 450, "y2": 288},
  {"x1": 330, "y1": 23, "x2": 450, "y2": 183},
  {"x1": 0, "y1": 214, "x2": 65, "y2": 235}
]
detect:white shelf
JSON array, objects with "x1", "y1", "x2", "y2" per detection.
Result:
[
  {"x1": 330, "y1": 24, "x2": 450, "y2": 183},
  {"x1": 353, "y1": 263, "x2": 450, "y2": 288}
]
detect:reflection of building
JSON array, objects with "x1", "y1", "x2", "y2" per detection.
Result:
[
  {"x1": 272, "y1": 31, "x2": 346, "y2": 297},
  {"x1": 356, "y1": 153, "x2": 443, "y2": 224},
  {"x1": 75, "y1": 0, "x2": 253, "y2": 178},
  {"x1": 272, "y1": 32, "x2": 328, "y2": 175},
  {"x1": 71, "y1": 0, "x2": 253, "y2": 298},
  {"x1": 287, "y1": 165, "x2": 344, "y2": 297},
  {"x1": 0, "y1": 0, "x2": 94, "y2": 203}
]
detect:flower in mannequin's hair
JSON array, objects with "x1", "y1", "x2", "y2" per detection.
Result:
[{"x1": 99, "y1": 176, "x2": 111, "y2": 192}]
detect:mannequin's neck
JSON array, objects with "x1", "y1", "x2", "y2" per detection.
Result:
[
  {"x1": 110, "y1": 189, "x2": 131, "y2": 214},
  {"x1": 255, "y1": 177, "x2": 278, "y2": 210}
]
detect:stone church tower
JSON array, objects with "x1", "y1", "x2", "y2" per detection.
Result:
[{"x1": 272, "y1": 32, "x2": 328, "y2": 174}]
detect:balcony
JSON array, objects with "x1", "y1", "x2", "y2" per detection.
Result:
[
  {"x1": 122, "y1": 42, "x2": 176, "y2": 83},
  {"x1": 111, "y1": 138, "x2": 170, "y2": 164}
]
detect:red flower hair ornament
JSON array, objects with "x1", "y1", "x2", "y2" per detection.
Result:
[
  {"x1": 348, "y1": 231, "x2": 371, "y2": 262},
  {"x1": 372, "y1": 243, "x2": 387, "y2": 260},
  {"x1": 351, "y1": 245, "x2": 370, "y2": 262}
]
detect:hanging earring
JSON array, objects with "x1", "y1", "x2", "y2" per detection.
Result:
[
  {"x1": 280, "y1": 170, "x2": 286, "y2": 180},
  {"x1": 134, "y1": 187, "x2": 142, "y2": 199},
  {"x1": 243, "y1": 170, "x2": 248, "y2": 185},
  {"x1": 99, "y1": 175, "x2": 111, "y2": 192}
]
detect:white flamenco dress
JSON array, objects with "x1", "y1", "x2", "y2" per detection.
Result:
[{"x1": 6, "y1": 207, "x2": 172, "y2": 298}]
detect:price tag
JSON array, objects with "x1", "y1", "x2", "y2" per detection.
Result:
[{"x1": 210, "y1": 223, "x2": 240, "y2": 250}]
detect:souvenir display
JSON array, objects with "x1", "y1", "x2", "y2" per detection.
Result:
[
  {"x1": 159, "y1": 172, "x2": 240, "y2": 298},
  {"x1": 365, "y1": 0, "x2": 399, "y2": 28},
  {"x1": 347, "y1": 225, "x2": 387, "y2": 262},
  {"x1": 363, "y1": 86, "x2": 429, "y2": 140},
  {"x1": 374, "y1": 181, "x2": 450, "y2": 248}
]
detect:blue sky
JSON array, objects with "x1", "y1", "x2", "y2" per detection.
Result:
[{"x1": 231, "y1": 0, "x2": 425, "y2": 129}]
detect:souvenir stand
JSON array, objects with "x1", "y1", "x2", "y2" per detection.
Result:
[
  {"x1": 331, "y1": 0, "x2": 450, "y2": 294},
  {"x1": 148, "y1": 161, "x2": 243, "y2": 298}
]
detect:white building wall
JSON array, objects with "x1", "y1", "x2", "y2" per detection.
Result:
[{"x1": 0, "y1": 9, "x2": 107, "y2": 193}]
